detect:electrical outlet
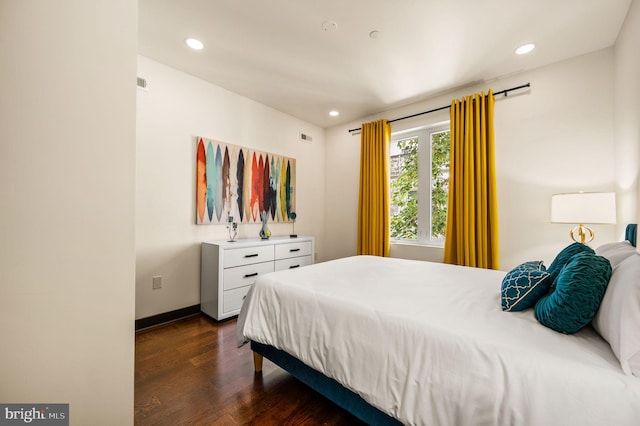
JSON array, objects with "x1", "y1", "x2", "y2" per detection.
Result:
[{"x1": 152, "y1": 276, "x2": 162, "y2": 290}]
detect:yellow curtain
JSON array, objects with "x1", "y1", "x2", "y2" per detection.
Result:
[
  {"x1": 444, "y1": 91, "x2": 499, "y2": 269},
  {"x1": 358, "y1": 119, "x2": 391, "y2": 257}
]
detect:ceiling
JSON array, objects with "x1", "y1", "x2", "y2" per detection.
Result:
[{"x1": 138, "y1": 0, "x2": 631, "y2": 128}]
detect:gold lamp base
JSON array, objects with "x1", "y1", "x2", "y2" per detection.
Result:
[{"x1": 570, "y1": 224, "x2": 594, "y2": 244}]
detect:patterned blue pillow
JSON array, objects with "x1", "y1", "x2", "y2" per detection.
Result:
[
  {"x1": 534, "y1": 252, "x2": 612, "y2": 334},
  {"x1": 547, "y1": 242, "x2": 595, "y2": 283},
  {"x1": 501, "y1": 261, "x2": 552, "y2": 312}
]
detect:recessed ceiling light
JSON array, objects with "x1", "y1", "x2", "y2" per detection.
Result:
[
  {"x1": 185, "y1": 38, "x2": 204, "y2": 50},
  {"x1": 329, "y1": 110, "x2": 339, "y2": 117},
  {"x1": 515, "y1": 43, "x2": 535, "y2": 55}
]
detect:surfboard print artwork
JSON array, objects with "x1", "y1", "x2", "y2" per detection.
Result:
[
  {"x1": 206, "y1": 141, "x2": 216, "y2": 222},
  {"x1": 195, "y1": 137, "x2": 295, "y2": 225},
  {"x1": 196, "y1": 138, "x2": 207, "y2": 223}
]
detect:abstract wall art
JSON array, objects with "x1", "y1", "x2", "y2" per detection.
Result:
[{"x1": 196, "y1": 136, "x2": 296, "y2": 224}]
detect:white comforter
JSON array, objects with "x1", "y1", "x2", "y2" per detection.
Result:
[{"x1": 240, "y1": 255, "x2": 640, "y2": 426}]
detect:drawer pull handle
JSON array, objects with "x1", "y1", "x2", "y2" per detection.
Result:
[
  {"x1": 289, "y1": 248, "x2": 301, "y2": 252},
  {"x1": 244, "y1": 272, "x2": 259, "y2": 278},
  {"x1": 244, "y1": 253, "x2": 259, "y2": 258},
  {"x1": 289, "y1": 265, "x2": 300, "y2": 269}
]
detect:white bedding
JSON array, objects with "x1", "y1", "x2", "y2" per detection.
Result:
[{"x1": 240, "y1": 255, "x2": 640, "y2": 426}]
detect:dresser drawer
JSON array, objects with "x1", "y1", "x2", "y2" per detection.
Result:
[
  {"x1": 275, "y1": 241, "x2": 312, "y2": 260},
  {"x1": 223, "y1": 261, "x2": 274, "y2": 290},
  {"x1": 223, "y1": 245, "x2": 274, "y2": 268},
  {"x1": 275, "y1": 255, "x2": 312, "y2": 271},
  {"x1": 223, "y1": 286, "x2": 251, "y2": 314}
]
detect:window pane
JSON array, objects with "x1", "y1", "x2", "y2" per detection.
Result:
[
  {"x1": 390, "y1": 137, "x2": 418, "y2": 240},
  {"x1": 430, "y1": 130, "x2": 450, "y2": 241}
]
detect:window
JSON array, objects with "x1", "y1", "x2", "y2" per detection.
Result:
[{"x1": 389, "y1": 124, "x2": 450, "y2": 246}]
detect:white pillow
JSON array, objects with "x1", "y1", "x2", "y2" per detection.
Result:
[
  {"x1": 593, "y1": 253, "x2": 640, "y2": 376},
  {"x1": 595, "y1": 240, "x2": 637, "y2": 268}
]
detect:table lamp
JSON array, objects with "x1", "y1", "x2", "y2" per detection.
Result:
[{"x1": 551, "y1": 192, "x2": 616, "y2": 244}]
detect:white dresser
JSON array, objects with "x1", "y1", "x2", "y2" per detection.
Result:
[{"x1": 200, "y1": 236, "x2": 314, "y2": 320}]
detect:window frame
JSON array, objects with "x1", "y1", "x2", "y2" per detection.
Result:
[{"x1": 389, "y1": 122, "x2": 450, "y2": 247}]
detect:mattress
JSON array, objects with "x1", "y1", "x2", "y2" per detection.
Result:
[{"x1": 240, "y1": 255, "x2": 640, "y2": 425}]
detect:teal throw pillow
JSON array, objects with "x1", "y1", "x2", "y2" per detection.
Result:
[
  {"x1": 501, "y1": 261, "x2": 551, "y2": 312},
  {"x1": 534, "y1": 252, "x2": 612, "y2": 334},
  {"x1": 546, "y1": 242, "x2": 595, "y2": 283}
]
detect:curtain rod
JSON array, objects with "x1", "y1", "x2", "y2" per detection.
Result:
[{"x1": 348, "y1": 82, "x2": 531, "y2": 133}]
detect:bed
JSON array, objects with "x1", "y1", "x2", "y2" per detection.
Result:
[{"x1": 237, "y1": 225, "x2": 640, "y2": 425}]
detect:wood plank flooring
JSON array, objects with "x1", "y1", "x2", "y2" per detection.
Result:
[{"x1": 134, "y1": 314, "x2": 366, "y2": 425}]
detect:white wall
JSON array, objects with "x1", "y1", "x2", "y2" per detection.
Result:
[
  {"x1": 326, "y1": 49, "x2": 620, "y2": 270},
  {"x1": 614, "y1": 0, "x2": 640, "y2": 236},
  {"x1": 0, "y1": 1, "x2": 137, "y2": 424},
  {"x1": 136, "y1": 56, "x2": 325, "y2": 319}
]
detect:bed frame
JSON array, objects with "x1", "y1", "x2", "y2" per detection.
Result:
[
  {"x1": 251, "y1": 341, "x2": 402, "y2": 425},
  {"x1": 251, "y1": 224, "x2": 637, "y2": 425}
]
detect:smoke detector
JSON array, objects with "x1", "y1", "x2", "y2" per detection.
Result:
[{"x1": 321, "y1": 20, "x2": 338, "y2": 32}]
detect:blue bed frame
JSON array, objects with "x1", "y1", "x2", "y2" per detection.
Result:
[
  {"x1": 251, "y1": 341, "x2": 402, "y2": 425},
  {"x1": 251, "y1": 224, "x2": 637, "y2": 425}
]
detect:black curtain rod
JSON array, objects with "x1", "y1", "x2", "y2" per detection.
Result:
[{"x1": 348, "y1": 82, "x2": 531, "y2": 133}]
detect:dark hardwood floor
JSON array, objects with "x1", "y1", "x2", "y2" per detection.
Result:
[{"x1": 134, "y1": 314, "x2": 366, "y2": 425}]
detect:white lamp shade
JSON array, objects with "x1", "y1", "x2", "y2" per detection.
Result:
[{"x1": 551, "y1": 192, "x2": 616, "y2": 224}]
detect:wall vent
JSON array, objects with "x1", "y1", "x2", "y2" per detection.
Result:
[
  {"x1": 299, "y1": 132, "x2": 312, "y2": 143},
  {"x1": 137, "y1": 76, "x2": 148, "y2": 90}
]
